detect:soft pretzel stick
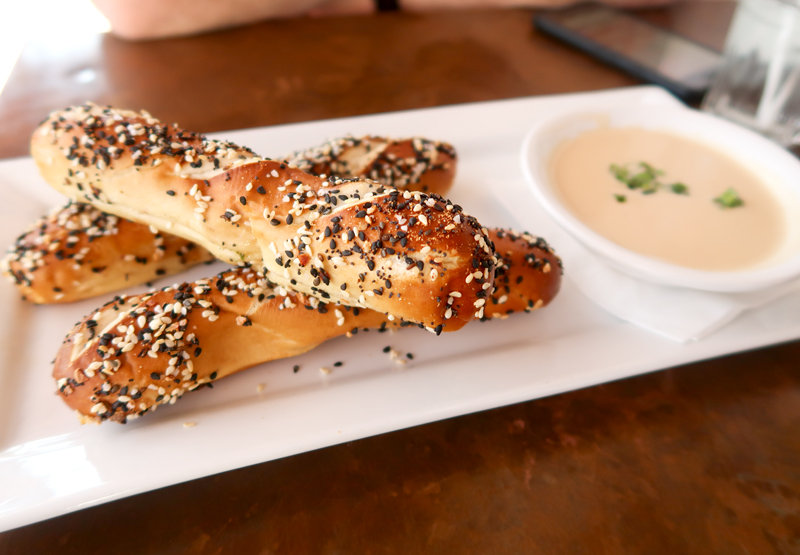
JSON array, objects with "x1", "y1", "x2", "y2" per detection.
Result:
[
  {"x1": 1, "y1": 203, "x2": 215, "y2": 303},
  {"x1": 6, "y1": 136, "x2": 456, "y2": 304},
  {"x1": 288, "y1": 136, "x2": 456, "y2": 194},
  {"x1": 53, "y1": 229, "x2": 561, "y2": 424},
  {"x1": 33, "y1": 104, "x2": 495, "y2": 331}
]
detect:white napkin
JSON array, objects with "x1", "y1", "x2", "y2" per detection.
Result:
[{"x1": 495, "y1": 177, "x2": 800, "y2": 343}]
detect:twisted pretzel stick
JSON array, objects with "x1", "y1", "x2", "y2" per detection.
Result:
[
  {"x1": 33, "y1": 105, "x2": 494, "y2": 331},
  {"x1": 5, "y1": 135, "x2": 456, "y2": 303},
  {"x1": 53, "y1": 228, "x2": 560, "y2": 424}
]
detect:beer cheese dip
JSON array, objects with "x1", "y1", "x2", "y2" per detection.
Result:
[{"x1": 549, "y1": 126, "x2": 787, "y2": 272}]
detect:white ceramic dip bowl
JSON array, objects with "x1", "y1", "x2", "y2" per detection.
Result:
[{"x1": 521, "y1": 105, "x2": 800, "y2": 293}]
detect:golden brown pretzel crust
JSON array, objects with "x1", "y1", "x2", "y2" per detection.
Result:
[
  {"x1": 486, "y1": 229, "x2": 562, "y2": 318},
  {"x1": 7, "y1": 135, "x2": 455, "y2": 304},
  {"x1": 2, "y1": 203, "x2": 215, "y2": 303},
  {"x1": 52, "y1": 228, "x2": 561, "y2": 424},
  {"x1": 53, "y1": 269, "x2": 393, "y2": 423},
  {"x1": 32, "y1": 105, "x2": 495, "y2": 331},
  {"x1": 289, "y1": 136, "x2": 457, "y2": 195}
]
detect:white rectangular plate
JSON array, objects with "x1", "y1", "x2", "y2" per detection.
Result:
[{"x1": 3, "y1": 86, "x2": 800, "y2": 532}]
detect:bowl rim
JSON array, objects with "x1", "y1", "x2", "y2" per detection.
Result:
[{"x1": 520, "y1": 104, "x2": 800, "y2": 293}]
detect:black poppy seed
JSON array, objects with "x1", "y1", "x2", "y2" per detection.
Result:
[
  {"x1": 334, "y1": 361, "x2": 343, "y2": 367},
  {"x1": 293, "y1": 365, "x2": 300, "y2": 373},
  {"x1": 150, "y1": 372, "x2": 160, "y2": 380},
  {"x1": 256, "y1": 186, "x2": 266, "y2": 194},
  {"x1": 270, "y1": 218, "x2": 281, "y2": 226},
  {"x1": 383, "y1": 346, "x2": 391, "y2": 353},
  {"x1": 210, "y1": 371, "x2": 218, "y2": 380},
  {"x1": 166, "y1": 190, "x2": 175, "y2": 196},
  {"x1": 239, "y1": 196, "x2": 247, "y2": 205}
]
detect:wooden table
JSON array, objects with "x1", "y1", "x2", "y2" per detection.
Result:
[{"x1": 4, "y1": 4, "x2": 800, "y2": 554}]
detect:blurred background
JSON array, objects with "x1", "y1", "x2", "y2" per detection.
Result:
[{"x1": 0, "y1": 1, "x2": 109, "y2": 95}]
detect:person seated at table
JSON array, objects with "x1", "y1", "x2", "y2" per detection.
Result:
[{"x1": 93, "y1": 0, "x2": 678, "y2": 40}]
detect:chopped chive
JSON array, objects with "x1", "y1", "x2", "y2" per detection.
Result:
[
  {"x1": 610, "y1": 164, "x2": 629, "y2": 183},
  {"x1": 639, "y1": 161, "x2": 664, "y2": 177},
  {"x1": 610, "y1": 162, "x2": 691, "y2": 198},
  {"x1": 714, "y1": 188, "x2": 744, "y2": 208},
  {"x1": 614, "y1": 194, "x2": 626, "y2": 203},
  {"x1": 627, "y1": 172, "x2": 653, "y2": 190},
  {"x1": 670, "y1": 183, "x2": 689, "y2": 195}
]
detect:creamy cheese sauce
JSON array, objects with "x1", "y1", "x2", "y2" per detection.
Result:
[{"x1": 550, "y1": 127, "x2": 788, "y2": 271}]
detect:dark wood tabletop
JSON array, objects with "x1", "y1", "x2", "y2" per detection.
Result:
[{"x1": 4, "y1": 3, "x2": 800, "y2": 554}]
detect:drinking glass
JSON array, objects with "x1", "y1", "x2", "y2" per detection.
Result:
[{"x1": 702, "y1": 0, "x2": 800, "y2": 147}]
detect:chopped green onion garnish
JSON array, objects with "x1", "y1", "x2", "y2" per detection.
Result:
[
  {"x1": 627, "y1": 172, "x2": 653, "y2": 190},
  {"x1": 608, "y1": 162, "x2": 692, "y2": 198},
  {"x1": 610, "y1": 164, "x2": 629, "y2": 183},
  {"x1": 670, "y1": 183, "x2": 689, "y2": 195},
  {"x1": 714, "y1": 188, "x2": 744, "y2": 208},
  {"x1": 614, "y1": 194, "x2": 626, "y2": 203},
  {"x1": 639, "y1": 161, "x2": 664, "y2": 177}
]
